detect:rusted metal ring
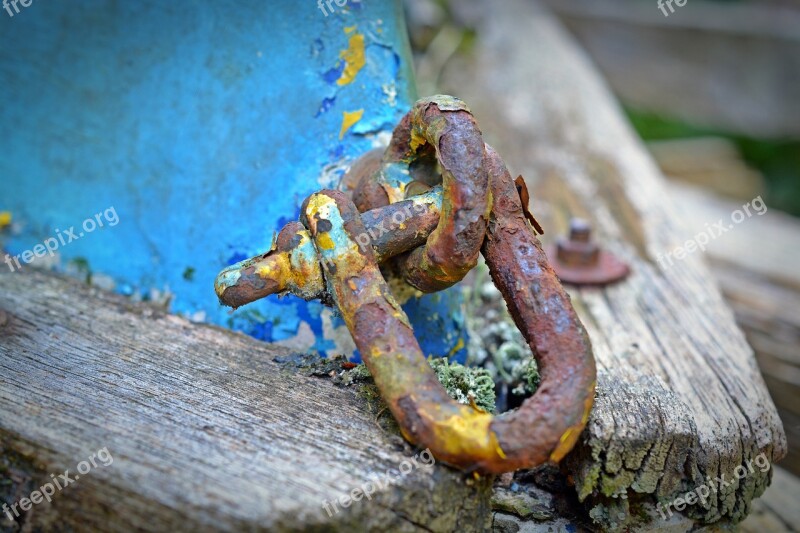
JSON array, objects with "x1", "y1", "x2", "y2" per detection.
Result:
[
  {"x1": 480, "y1": 146, "x2": 596, "y2": 468},
  {"x1": 354, "y1": 96, "x2": 491, "y2": 293},
  {"x1": 215, "y1": 97, "x2": 597, "y2": 474},
  {"x1": 294, "y1": 161, "x2": 594, "y2": 473},
  {"x1": 301, "y1": 189, "x2": 507, "y2": 471}
]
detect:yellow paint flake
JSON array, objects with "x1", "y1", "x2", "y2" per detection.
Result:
[
  {"x1": 339, "y1": 109, "x2": 364, "y2": 139},
  {"x1": 336, "y1": 31, "x2": 366, "y2": 86},
  {"x1": 409, "y1": 128, "x2": 427, "y2": 152},
  {"x1": 256, "y1": 256, "x2": 285, "y2": 281},
  {"x1": 448, "y1": 337, "x2": 465, "y2": 357},
  {"x1": 316, "y1": 233, "x2": 335, "y2": 250},
  {"x1": 0, "y1": 211, "x2": 11, "y2": 228},
  {"x1": 549, "y1": 381, "x2": 596, "y2": 463},
  {"x1": 424, "y1": 407, "x2": 506, "y2": 463}
]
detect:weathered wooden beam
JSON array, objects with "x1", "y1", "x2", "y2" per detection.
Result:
[
  {"x1": 435, "y1": 0, "x2": 786, "y2": 528},
  {"x1": 0, "y1": 269, "x2": 491, "y2": 532},
  {"x1": 543, "y1": 0, "x2": 800, "y2": 138},
  {"x1": 668, "y1": 181, "x2": 800, "y2": 477}
]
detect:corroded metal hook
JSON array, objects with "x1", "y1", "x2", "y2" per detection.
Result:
[{"x1": 215, "y1": 96, "x2": 596, "y2": 474}]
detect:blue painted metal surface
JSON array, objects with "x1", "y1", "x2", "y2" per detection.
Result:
[{"x1": 0, "y1": 0, "x2": 467, "y2": 361}]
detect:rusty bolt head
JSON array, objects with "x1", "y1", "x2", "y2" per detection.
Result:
[
  {"x1": 556, "y1": 218, "x2": 600, "y2": 267},
  {"x1": 568, "y1": 218, "x2": 591, "y2": 242},
  {"x1": 547, "y1": 218, "x2": 630, "y2": 286}
]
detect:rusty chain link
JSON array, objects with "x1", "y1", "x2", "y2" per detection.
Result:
[{"x1": 215, "y1": 96, "x2": 596, "y2": 474}]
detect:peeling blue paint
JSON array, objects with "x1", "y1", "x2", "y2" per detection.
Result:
[
  {"x1": 367, "y1": 43, "x2": 402, "y2": 79},
  {"x1": 315, "y1": 96, "x2": 337, "y2": 117},
  {"x1": 330, "y1": 144, "x2": 345, "y2": 159},
  {"x1": 0, "y1": 0, "x2": 468, "y2": 361},
  {"x1": 226, "y1": 252, "x2": 250, "y2": 267},
  {"x1": 322, "y1": 64, "x2": 345, "y2": 85}
]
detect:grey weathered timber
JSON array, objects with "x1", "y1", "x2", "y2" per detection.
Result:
[
  {"x1": 0, "y1": 269, "x2": 491, "y2": 532},
  {"x1": 668, "y1": 181, "x2": 800, "y2": 477},
  {"x1": 434, "y1": 0, "x2": 786, "y2": 528},
  {"x1": 544, "y1": 0, "x2": 800, "y2": 138}
]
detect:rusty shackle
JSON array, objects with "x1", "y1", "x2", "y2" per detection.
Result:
[{"x1": 215, "y1": 96, "x2": 596, "y2": 474}]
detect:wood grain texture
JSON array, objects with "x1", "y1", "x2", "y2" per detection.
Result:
[
  {"x1": 668, "y1": 181, "x2": 800, "y2": 477},
  {"x1": 436, "y1": 0, "x2": 786, "y2": 528},
  {"x1": 0, "y1": 269, "x2": 492, "y2": 532}
]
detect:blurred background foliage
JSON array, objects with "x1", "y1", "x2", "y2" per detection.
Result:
[
  {"x1": 405, "y1": 0, "x2": 800, "y2": 215},
  {"x1": 627, "y1": 109, "x2": 800, "y2": 216}
]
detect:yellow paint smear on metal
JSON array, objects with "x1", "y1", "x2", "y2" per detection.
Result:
[
  {"x1": 305, "y1": 192, "x2": 334, "y2": 223},
  {"x1": 339, "y1": 109, "x2": 364, "y2": 139},
  {"x1": 256, "y1": 256, "x2": 286, "y2": 281},
  {"x1": 380, "y1": 182, "x2": 406, "y2": 205},
  {"x1": 316, "y1": 233, "x2": 335, "y2": 250},
  {"x1": 409, "y1": 128, "x2": 427, "y2": 153},
  {"x1": 336, "y1": 30, "x2": 366, "y2": 86},
  {"x1": 426, "y1": 406, "x2": 507, "y2": 461},
  {"x1": 549, "y1": 380, "x2": 596, "y2": 463}
]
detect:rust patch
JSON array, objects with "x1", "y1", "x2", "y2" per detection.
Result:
[{"x1": 515, "y1": 175, "x2": 544, "y2": 235}]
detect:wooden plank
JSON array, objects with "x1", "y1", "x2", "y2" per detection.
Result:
[
  {"x1": 436, "y1": 0, "x2": 786, "y2": 528},
  {"x1": 647, "y1": 137, "x2": 764, "y2": 202},
  {"x1": 0, "y1": 269, "x2": 491, "y2": 532},
  {"x1": 667, "y1": 181, "x2": 800, "y2": 291},
  {"x1": 667, "y1": 181, "x2": 800, "y2": 477},
  {"x1": 542, "y1": 0, "x2": 800, "y2": 137}
]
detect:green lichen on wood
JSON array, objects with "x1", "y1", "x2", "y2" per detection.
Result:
[
  {"x1": 491, "y1": 488, "x2": 554, "y2": 520},
  {"x1": 427, "y1": 357, "x2": 496, "y2": 413},
  {"x1": 342, "y1": 357, "x2": 497, "y2": 414},
  {"x1": 510, "y1": 358, "x2": 540, "y2": 397},
  {"x1": 463, "y1": 260, "x2": 540, "y2": 403},
  {"x1": 291, "y1": 354, "x2": 498, "y2": 414}
]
